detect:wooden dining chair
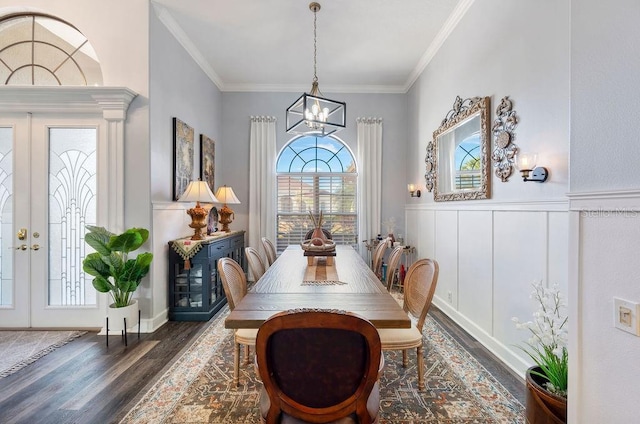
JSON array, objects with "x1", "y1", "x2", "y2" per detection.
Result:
[
  {"x1": 377, "y1": 258, "x2": 439, "y2": 390},
  {"x1": 385, "y1": 245, "x2": 405, "y2": 291},
  {"x1": 261, "y1": 237, "x2": 277, "y2": 267},
  {"x1": 217, "y1": 257, "x2": 258, "y2": 387},
  {"x1": 245, "y1": 246, "x2": 266, "y2": 282},
  {"x1": 256, "y1": 309, "x2": 382, "y2": 424},
  {"x1": 371, "y1": 238, "x2": 389, "y2": 279}
]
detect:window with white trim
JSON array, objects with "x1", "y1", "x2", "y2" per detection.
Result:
[
  {"x1": 0, "y1": 13, "x2": 103, "y2": 86},
  {"x1": 276, "y1": 135, "x2": 357, "y2": 253}
]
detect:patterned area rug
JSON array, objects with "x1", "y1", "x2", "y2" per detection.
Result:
[
  {"x1": 0, "y1": 330, "x2": 85, "y2": 378},
  {"x1": 121, "y1": 306, "x2": 524, "y2": 423}
]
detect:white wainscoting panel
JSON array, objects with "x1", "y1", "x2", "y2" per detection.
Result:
[
  {"x1": 147, "y1": 201, "x2": 194, "y2": 332},
  {"x1": 406, "y1": 202, "x2": 569, "y2": 377},
  {"x1": 458, "y1": 211, "x2": 493, "y2": 335},
  {"x1": 406, "y1": 208, "x2": 435, "y2": 259},
  {"x1": 548, "y1": 211, "x2": 569, "y2": 301},
  {"x1": 493, "y1": 211, "x2": 548, "y2": 351},
  {"x1": 434, "y1": 211, "x2": 459, "y2": 308}
]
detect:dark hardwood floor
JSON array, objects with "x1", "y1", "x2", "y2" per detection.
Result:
[{"x1": 0, "y1": 306, "x2": 524, "y2": 424}]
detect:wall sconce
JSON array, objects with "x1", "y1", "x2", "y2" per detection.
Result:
[
  {"x1": 408, "y1": 183, "x2": 421, "y2": 197},
  {"x1": 516, "y1": 153, "x2": 548, "y2": 183}
]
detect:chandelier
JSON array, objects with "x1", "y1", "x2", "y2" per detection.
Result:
[{"x1": 286, "y1": 2, "x2": 346, "y2": 136}]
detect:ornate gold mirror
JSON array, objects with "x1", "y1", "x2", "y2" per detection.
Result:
[{"x1": 425, "y1": 96, "x2": 491, "y2": 201}]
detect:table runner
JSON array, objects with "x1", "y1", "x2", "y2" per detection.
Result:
[{"x1": 302, "y1": 258, "x2": 346, "y2": 285}]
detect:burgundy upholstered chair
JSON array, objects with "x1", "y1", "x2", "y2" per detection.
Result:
[{"x1": 256, "y1": 309, "x2": 383, "y2": 424}]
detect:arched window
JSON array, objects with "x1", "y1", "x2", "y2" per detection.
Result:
[
  {"x1": 276, "y1": 135, "x2": 357, "y2": 252},
  {"x1": 0, "y1": 13, "x2": 103, "y2": 85},
  {"x1": 454, "y1": 133, "x2": 481, "y2": 189}
]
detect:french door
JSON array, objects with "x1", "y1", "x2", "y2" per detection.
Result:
[{"x1": 0, "y1": 113, "x2": 105, "y2": 328}]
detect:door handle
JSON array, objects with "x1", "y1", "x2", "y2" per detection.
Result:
[
  {"x1": 15, "y1": 244, "x2": 27, "y2": 251},
  {"x1": 31, "y1": 244, "x2": 40, "y2": 251},
  {"x1": 17, "y1": 228, "x2": 27, "y2": 240}
]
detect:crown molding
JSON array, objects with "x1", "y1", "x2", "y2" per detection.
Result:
[
  {"x1": 222, "y1": 82, "x2": 406, "y2": 94},
  {"x1": 403, "y1": 0, "x2": 476, "y2": 92},
  {"x1": 152, "y1": 2, "x2": 225, "y2": 91},
  {"x1": 153, "y1": 0, "x2": 474, "y2": 94}
]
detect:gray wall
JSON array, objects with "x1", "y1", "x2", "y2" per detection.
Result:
[
  {"x1": 148, "y1": 5, "x2": 223, "y2": 326},
  {"x1": 220, "y1": 91, "x2": 408, "y2": 243},
  {"x1": 569, "y1": 0, "x2": 640, "y2": 421},
  {"x1": 404, "y1": 0, "x2": 570, "y2": 385}
]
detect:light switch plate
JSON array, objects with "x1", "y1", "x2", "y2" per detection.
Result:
[{"x1": 613, "y1": 297, "x2": 640, "y2": 336}]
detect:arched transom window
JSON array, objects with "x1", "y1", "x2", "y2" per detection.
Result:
[
  {"x1": 0, "y1": 13, "x2": 103, "y2": 86},
  {"x1": 276, "y1": 135, "x2": 357, "y2": 252}
]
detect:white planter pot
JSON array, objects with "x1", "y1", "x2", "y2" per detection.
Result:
[{"x1": 107, "y1": 299, "x2": 139, "y2": 331}]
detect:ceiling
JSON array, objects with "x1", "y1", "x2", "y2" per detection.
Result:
[{"x1": 151, "y1": 0, "x2": 472, "y2": 93}]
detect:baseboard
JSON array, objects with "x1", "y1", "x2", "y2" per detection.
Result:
[
  {"x1": 97, "y1": 308, "x2": 169, "y2": 335},
  {"x1": 432, "y1": 295, "x2": 529, "y2": 379}
]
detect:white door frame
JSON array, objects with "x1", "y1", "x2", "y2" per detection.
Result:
[{"x1": 0, "y1": 86, "x2": 137, "y2": 328}]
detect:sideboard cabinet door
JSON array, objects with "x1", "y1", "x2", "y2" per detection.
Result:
[{"x1": 168, "y1": 231, "x2": 245, "y2": 321}]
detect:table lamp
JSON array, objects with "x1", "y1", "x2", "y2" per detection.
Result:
[
  {"x1": 214, "y1": 185, "x2": 241, "y2": 232},
  {"x1": 178, "y1": 180, "x2": 219, "y2": 240}
]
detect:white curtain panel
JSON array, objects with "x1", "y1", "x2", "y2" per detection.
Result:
[
  {"x1": 249, "y1": 116, "x2": 277, "y2": 258},
  {"x1": 356, "y1": 117, "x2": 383, "y2": 258}
]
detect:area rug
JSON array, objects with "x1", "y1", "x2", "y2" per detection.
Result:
[
  {"x1": 0, "y1": 330, "x2": 85, "y2": 378},
  {"x1": 120, "y1": 306, "x2": 524, "y2": 423}
]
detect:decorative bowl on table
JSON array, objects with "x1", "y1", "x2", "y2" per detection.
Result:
[{"x1": 300, "y1": 239, "x2": 336, "y2": 252}]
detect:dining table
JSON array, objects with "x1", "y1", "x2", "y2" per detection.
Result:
[{"x1": 224, "y1": 244, "x2": 411, "y2": 329}]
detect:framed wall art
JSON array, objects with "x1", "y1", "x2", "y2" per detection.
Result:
[
  {"x1": 200, "y1": 133, "x2": 215, "y2": 194},
  {"x1": 173, "y1": 117, "x2": 194, "y2": 201}
]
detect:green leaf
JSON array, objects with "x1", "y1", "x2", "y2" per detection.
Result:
[
  {"x1": 92, "y1": 276, "x2": 114, "y2": 293},
  {"x1": 84, "y1": 226, "x2": 114, "y2": 256},
  {"x1": 83, "y1": 253, "x2": 110, "y2": 278},
  {"x1": 109, "y1": 228, "x2": 148, "y2": 253},
  {"x1": 102, "y1": 252, "x2": 125, "y2": 277},
  {"x1": 116, "y1": 279, "x2": 136, "y2": 293}
]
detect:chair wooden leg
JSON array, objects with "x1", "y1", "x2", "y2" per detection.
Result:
[
  {"x1": 402, "y1": 349, "x2": 408, "y2": 367},
  {"x1": 234, "y1": 341, "x2": 240, "y2": 387},
  {"x1": 417, "y1": 344, "x2": 424, "y2": 390},
  {"x1": 243, "y1": 345, "x2": 250, "y2": 365}
]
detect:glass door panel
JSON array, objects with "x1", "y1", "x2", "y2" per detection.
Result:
[
  {"x1": 48, "y1": 128, "x2": 97, "y2": 307},
  {"x1": 0, "y1": 127, "x2": 12, "y2": 308},
  {"x1": 31, "y1": 119, "x2": 105, "y2": 327}
]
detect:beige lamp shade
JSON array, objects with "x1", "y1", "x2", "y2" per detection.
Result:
[
  {"x1": 178, "y1": 180, "x2": 219, "y2": 240},
  {"x1": 214, "y1": 185, "x2": 240, "y2": 232},
  {"x1": 214, "y1": 185, "x2": 241, "y2": 204},
  {"x1": 179, "y1": 180, "x2": 219, "y2": 204}
]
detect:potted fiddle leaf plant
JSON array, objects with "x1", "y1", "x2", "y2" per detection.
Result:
[
  {"x1": 512, "y1": 281, "x2": 568, "y2": 424},
  {"x1": 82, "y1": 225, "x2": 153, "y2": 331}
]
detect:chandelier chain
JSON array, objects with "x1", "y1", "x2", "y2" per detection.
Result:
[{"x1": 313, "y1": 7, "x2": 318, "y2": 83}]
